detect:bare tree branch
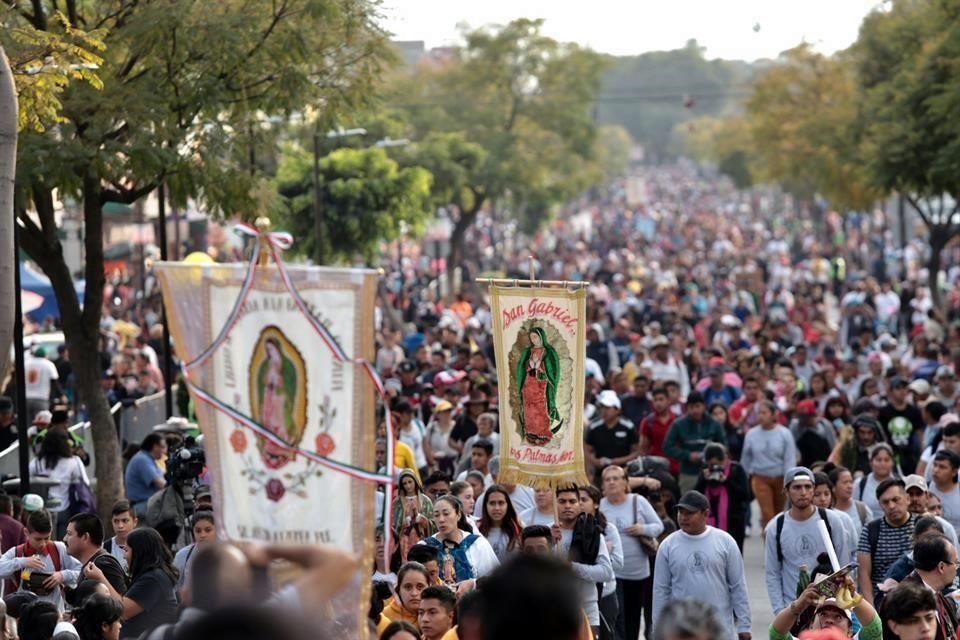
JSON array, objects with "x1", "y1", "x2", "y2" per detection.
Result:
[
  {"x1": 101, "y1": 181, "x2": 158, "y2": 204},
  {"x1": 904, "y1": 193, "x2": 933, "y2": 228}
]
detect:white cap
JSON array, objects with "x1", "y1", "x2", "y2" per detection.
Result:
[{"x1": 597, "y1": 390, "x2": 621, "y2": 410}]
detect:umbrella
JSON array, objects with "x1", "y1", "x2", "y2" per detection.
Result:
[{"x1": 20, "y1": 290, "x2": 43, "y2": 314}]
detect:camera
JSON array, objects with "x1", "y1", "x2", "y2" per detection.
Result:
[
  {"x1": 168, "y1": 440, "x2": 206, "y2": 483},
  {"x1": 705, "y1": 464, "x2": 725, "y2": 483}
]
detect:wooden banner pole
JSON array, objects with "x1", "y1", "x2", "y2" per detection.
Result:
[{"x1": 474, "y1": 278, "x2": 590, "y2": 288}]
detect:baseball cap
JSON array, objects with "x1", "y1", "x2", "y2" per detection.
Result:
[
  {"x1": 676, "y1": 491, "x2": 709, "y2": 512},
  {"x1": 903, "y1": 474, "x2": 928, "y2": 493},
  {"x1": 398, "y1": 361, "x2": 417, "y2": 374},
  {"x1": 597, "y1": 390, "x2": 621, "y2": 410},
  {"x1": 890, "y1": 376, "x2": 908, "y2": 389},
  {"x1": 32, "y1": 347, "x2": 46, "y2": 358},
  {"x1": 796, "y1": 399, "x2": 817, "y2": 417},
  {"x1": 908, "y1": 379, "x2": 931, "y2": 395},
  {"x1": 815, "y1": 598, "x2": 853, "y2": 620},
  {"x1": 434, "y1": 400, "x2": 454, "y2": 413},
  {"x1": 21, "y1": 494, "x2": 44, "y2": 512},
  {"x1": 784, "y1": 466, "x2": 815, "y2": 488},
  {"x1": 936, "y1": 365, "x2": 956, "y2": 381},
  {"x1": 433, "y1": 371, "x2": 457, "y2": 387},
  {"x1": 32, "y1": 411, "x2": 52, "y2": 426}
]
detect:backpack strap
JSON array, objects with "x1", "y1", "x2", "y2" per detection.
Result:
[
  {"x1": 775, "y1": 513, "x2": 786, "y2": 564},
  {"x1": 817, "y1": 507, "x2": 834, "y2": 543},
  {"x1": 868, "y1": 518, "x2": 883, "y2": 556},
  {"x1": 858, "y1": 475, "x2": 869, "y2": 501},
  {"x1": 46, "y1": 543, "x2": 61, "y2": 573}
]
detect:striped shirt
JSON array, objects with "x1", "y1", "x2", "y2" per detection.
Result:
[{"x1": 857, "y1": 514, "x2": 917, "y2": 587}]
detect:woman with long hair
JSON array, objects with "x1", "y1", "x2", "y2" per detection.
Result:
[
  {"x1": 477, "y1": 485, "x2": 523, "y2": 560},
  {"x1": 811, "y1": 472, "x2": 858, "y2": 564},
  {"x1": 580, "y1": 485, "x2": 622, "y2": 640},
  {"x1": 808, "y1": 372, "x2": 829, "y2": 412},
  {"x1": 391, "y1": 470, "x2": 435, "y2": 541},
  {"x1": 828, "y1": 464, "x2": 873, "y2": 537},
  {"x1": 824, "y1": 396, "x2": 850, "y2": 429},
  {"x1": 420, "y1": 495, "x2": 499, "y2": 596},
  {"x1": 381, "y1": 562, "x2": 429, "y2": 628},
  {"x1": 449, "y1": 481, "x2": 479, "y2": 533},
  {"x1": 84, "y1": 527, "x2": 178, "y2": 638},
  {"x1": 73, "y1": 594, "x2": 123, "y2": 640},
  {"x1": 30, "y1": 430, "x2": 89, "y2": 538}
]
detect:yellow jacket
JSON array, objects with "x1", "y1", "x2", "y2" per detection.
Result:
[
  {"x1": 381, "y1": 597, "x2": 419, "y2": 628},
  {"x1": 394, "y1": 442, "x2": 421, "y2": 484}
]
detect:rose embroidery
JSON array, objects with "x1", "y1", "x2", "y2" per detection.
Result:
[
  {"x1": 316, "y1": 433, "x2": 336, "y2": 456},
  {"x1": 266, "y1": 478, "x2": 285, "y2": 502},
  {"x1": 230, "y1": 430, "x2": 248, "y2": 454}
]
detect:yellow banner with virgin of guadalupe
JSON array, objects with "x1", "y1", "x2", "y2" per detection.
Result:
[{"x1": 490, "y1": 286, "x2": 588, "y2": 489}]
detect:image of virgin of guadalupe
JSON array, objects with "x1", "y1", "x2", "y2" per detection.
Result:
[
  {"x1": 255, "y1": 337, "x2": 300, "y2": 469},
  {"x1": 516, "y1": 326, "x2": 563, "y2": 445}
]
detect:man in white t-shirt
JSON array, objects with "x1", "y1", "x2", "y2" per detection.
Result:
[{"x1": 24, "y1": 348, "x2": 60, "y2": 421}]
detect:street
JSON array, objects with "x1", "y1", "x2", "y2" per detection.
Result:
[{"x1": 743, "y1": 530, "x2": 775, "y2": 637}]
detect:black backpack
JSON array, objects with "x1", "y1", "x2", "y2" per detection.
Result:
[
  {"x1": 569, "y1": 512, "x2": 602, "y2": 565},
  {"x1": 774, "y1": 507, "x2": 835, "y2": 564}
]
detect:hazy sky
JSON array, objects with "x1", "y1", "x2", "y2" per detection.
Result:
[{"x1": 381, "y1": 0, "x2": 883, "y2": 60}]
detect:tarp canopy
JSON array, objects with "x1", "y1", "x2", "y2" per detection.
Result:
[{"x1": 19, "y1": 264, "x2": 86, "y2": 322}]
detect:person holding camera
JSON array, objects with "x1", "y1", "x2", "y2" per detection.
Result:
[{"x1": 695, "y1": 444, "x2": 749, "y2": 552}]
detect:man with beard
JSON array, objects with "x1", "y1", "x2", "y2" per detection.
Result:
[{"x1": 764, "y1": 468, "x2": 851, "y2": 615}]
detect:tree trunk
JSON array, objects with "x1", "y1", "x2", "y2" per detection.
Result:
[
  {"x1": 19, "y1": 180, "x2": 123, "y2": 530},
  {"x1": 0, "y1": 47, "x2": 18, "y2": 379},
  {"x1": 929, "y1": 231, "x2": 946, "y2": 311},
  {"x1": 446, "y1": 204, "x2": 482, "y2": 300}
]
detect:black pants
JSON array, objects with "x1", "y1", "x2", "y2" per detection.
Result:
[
  {"x1": 617, "y1": 576, "x2": 652, "y2": 640},
  {"x1": 598, "y1": 592, "x2": 619, "y2": 640}
]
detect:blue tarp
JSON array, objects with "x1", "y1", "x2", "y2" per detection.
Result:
[{"x1": 20, "y1": 264, "x2": 86, "y2": 322}]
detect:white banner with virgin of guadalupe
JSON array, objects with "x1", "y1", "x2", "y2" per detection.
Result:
[
  {"x1": 490, "y1": 285, "x2": 589, "y2": 488},
  {"x1": 156, "y1": 246, "x2": 381, "y2": 639}
]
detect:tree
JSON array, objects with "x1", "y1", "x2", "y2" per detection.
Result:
[
  {"x1": 855, "y1": 0, "x2": 960, "y2": 307},
  {"x1": 743, "y1": 45, "x2": 880, "y2": 213},
  {"x1": 0, "y1": 47, "x2": 16, "y2": 380},
  {"x1": 595, "y1": 39, "x2": 754, "y2": 162},
  {"x1": 592, "y1": 125, "x2": 633, "y2": 181},
  {"x1": 670, "y1": 116, "x2": 754, "y2": 189},
  {"x1": 274, "y1": 145, "x2": 433, "y2": 263},
  {"x1": 392, "y1": 19, "x2": 605, "y2": 287},
  {"x1": 5, "y1": 0, "x2": 391, "y2": 522}
]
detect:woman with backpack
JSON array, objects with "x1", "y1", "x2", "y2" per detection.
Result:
[
  {"x1": 30, "y1": 430, "x2": 90, "y2": 539},
  {"x1": 827, "y1": 464, "x2": 873, "y2": 538}
]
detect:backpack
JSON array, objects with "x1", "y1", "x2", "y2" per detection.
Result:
[
  {"x1": 67, "y1": 458, "x2": 97, "y2": 517},
  {"x1": 145, "y1": 485, "x2": 186, "y2": 531},
  {"x1": 774, "y1": 507, "x2": 834, "y2": 564},
  {"x1": 569, "y1": 512, "x2": 602, "y2": 565},
  {"x1": 16, "y1": 542, "x2": 62, "y2": 596}
]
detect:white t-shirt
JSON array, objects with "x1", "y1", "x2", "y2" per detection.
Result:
[
  {"x1": 30, "y1": 455, "x2": 88, "y2": 513},
  {"x1": 25, "y1": 356, "x2": 58, "y2": 401},
  {"x1": 398, "y1": 422, "x2": 427, "y2": 469},
  {"x1": 519, "y1": 507, "x2": 555, "y2": 527}
]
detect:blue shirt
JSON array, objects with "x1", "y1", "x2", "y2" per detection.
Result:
[{"x1": 125, "y1": 450, "x2": 162, "y2": 503}]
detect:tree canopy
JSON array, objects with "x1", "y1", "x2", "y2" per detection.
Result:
[{"x1": 4, "y1": 0, "x2": 393, "y2": 522}]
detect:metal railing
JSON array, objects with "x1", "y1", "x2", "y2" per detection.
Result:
[{"x1": 0, "y1": 390, "x2": 174, "y2": 480}]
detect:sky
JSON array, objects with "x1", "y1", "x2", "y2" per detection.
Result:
[{"x1": 381, "y1": 0, "x2": 884, "y2": 61}]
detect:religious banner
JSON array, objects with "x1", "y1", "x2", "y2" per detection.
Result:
[
  {"x1": 489, "y1": 285, "x2": 589, "y2": 488},
  {"x1": 155, "y1": 225, "x2": 386, "y2": 639}
]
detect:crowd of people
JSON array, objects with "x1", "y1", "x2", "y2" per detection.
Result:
[{"x1": 3, "y1": 162, "x2": 960, "y2": 640}]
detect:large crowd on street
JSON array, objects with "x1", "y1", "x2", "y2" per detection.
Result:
[{"x1": 3, "y1": 162, "x2": 960, "y2": 640}]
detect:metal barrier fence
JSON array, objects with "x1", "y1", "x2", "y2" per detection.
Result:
[{"x1": 0, "y1": 390, "x2": 173, "y2": 481}]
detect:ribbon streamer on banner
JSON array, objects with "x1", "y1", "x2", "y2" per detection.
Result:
[{"x1": 179, "y1": 219, "x2": 396, "y2": 550}]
